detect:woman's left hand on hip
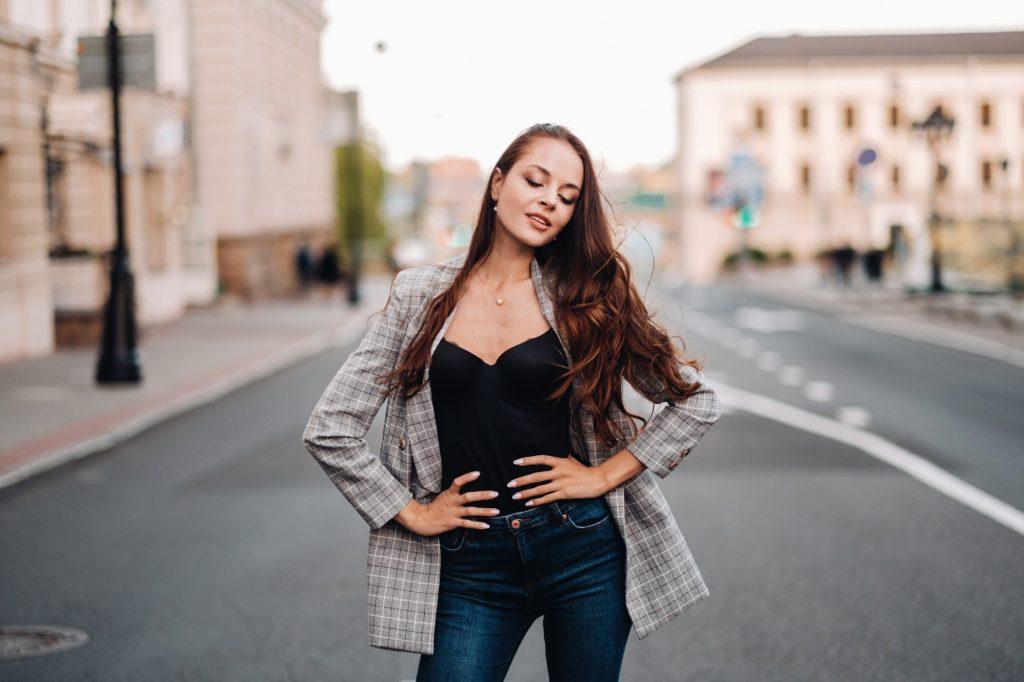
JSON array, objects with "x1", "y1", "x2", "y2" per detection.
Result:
[{"x1": 506, "y1": 454, "x2": 609, "y2": 507}]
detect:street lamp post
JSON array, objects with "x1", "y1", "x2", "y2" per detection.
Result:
[
  {"x1": 911, "y1": 105, "x2": 955, "y2": 294},
  {"x1": 95, "y1": 0, "x2": 141, "y2": 383}
]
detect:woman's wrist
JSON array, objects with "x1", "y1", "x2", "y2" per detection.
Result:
[{"x1": 394, "y1": 498, "x2": 424, "y2": 532}]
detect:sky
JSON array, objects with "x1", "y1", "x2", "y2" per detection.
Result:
[{"x1": 320, "y1": 0, "x2": 1023, "y2": 174}]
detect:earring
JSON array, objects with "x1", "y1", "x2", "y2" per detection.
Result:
[{"x1": 492, "y1": 205, "x2": 497, "y2": 212}]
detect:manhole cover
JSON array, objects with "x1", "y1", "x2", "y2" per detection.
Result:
[{"x1": 0, "y1": 625, "x2": 89, "y2": 660}]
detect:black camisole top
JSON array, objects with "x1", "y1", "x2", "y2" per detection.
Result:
[{"x1": 429, "y1": 325, "x2": 578, "y2": 516}]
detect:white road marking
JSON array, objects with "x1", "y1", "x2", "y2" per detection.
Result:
[
  {"x1": 737, "y1": 338, "x2": 760, "y2": 358},
  {"x1": 713, "y1": 381, "x2": 1024, "y2": 537},
  {"x1": 804, "y1": 380, "x2": 834, "y2": 402},
  {"x1": 734, "y1": 306, "x2": 807, "y2": 333},
  {"x1": 836, "y1": 406, "x2": 872, "y2": 429},
  {"x1": 778, "y1": 365, "x2": 805, "y2": 386}
]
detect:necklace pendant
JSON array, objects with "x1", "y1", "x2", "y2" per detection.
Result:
[{"x1": 496, "y1": 298, "x2": 504, "y2": 305}]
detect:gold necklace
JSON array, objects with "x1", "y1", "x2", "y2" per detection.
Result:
[{"x1": 475, "y1": 269, "x2": 505, "y2": 305}]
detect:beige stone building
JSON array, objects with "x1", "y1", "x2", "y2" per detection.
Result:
[
  {"x1": 673, "y1": 30, "x2": 1024, "y2": 286},
  {"x1": 191, "y1": 0, "x2": 332, "y2": 301},
  {"x1": 0, "y1": 0, "x2": 335, "y2": 362},
  {"x1": 0, "y1": 12, "x2": 73, "y2": 361}
]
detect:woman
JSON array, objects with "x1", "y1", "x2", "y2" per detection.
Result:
[{"x1": 302, "y1": 123, "x2": 723, "y2": 681}]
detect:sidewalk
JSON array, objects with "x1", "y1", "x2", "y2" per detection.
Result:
[
  {"x1": 0, "y1": 275, "x2": 394, "y2": 491},
  {"x1": 714, "y1": 262, "x2": 1024, "y2": 368}
]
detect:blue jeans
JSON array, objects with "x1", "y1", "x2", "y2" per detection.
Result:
[{"x1": 416, "y1": 496, "x2": 632, "y2": 681}]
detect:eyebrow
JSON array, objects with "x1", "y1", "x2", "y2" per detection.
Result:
[{"x1": 526, "y1": 164, "x2": 580, "y2": 192}]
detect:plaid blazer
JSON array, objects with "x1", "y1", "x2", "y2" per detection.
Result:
[{"x1": 302, "y1": 251, "x2": 723, "y2": 655}]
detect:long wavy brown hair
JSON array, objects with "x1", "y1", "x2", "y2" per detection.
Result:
[{"x1": 380, "y1": 123, "x2": 706, "y2": 447}]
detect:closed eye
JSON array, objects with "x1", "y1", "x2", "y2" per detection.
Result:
[{"x1": 525, "y1": 177, "x2": 576, "y2": 205}]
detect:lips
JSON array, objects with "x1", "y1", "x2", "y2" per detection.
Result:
[{"x1": 526, "y1": 213, "x2": 551, "y2": 228}]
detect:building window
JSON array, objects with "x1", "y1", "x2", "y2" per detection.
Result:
[
  {"x1": 980, "y1": 100, "x2": 992, "y2": 129},
  {"x1": 753, "y1": 105, "x2": 766, "y2": 131},
  {"x1": 800, "y1": 162, "x2": 812, "y2": 193},
  {"x1": 889, "y1": 103, "x2": 900, "y2": 129},
  {"x1": 891, "y1": 164, "x2": 900, "y2": 191},
  {"x1": 981, "y1": 160, "x2": 993, "y2": 189},
  {"x1": 844, "y1": 104, "x2": 856, "y2": 130},
  {"x1": 798, "y1": 105, "x2": 811, "y2": 132}
]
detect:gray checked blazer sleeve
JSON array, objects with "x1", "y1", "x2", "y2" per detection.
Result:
[
  {"x1": 625, "y1": 362, "x2": 723, "y2": 478},
  {"x1": 301, "y1": 269, "x2": 414, "y2": 530}
]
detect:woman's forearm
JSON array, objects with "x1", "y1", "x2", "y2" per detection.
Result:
[{"x1": 596, "y1": 447, "x2": 646, "y2": 492}]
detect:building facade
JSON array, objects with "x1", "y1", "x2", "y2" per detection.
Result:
[
  {"x1": 191, "y1": 0, "x2": 332, "y2": 301},
  {"x1": 673, "y1": 30, "x2": 1024, "y2": 286},
  {"x1": 0, "y1": 13, "x2": 73, "y2": 361},
  {"x1": 0, "y1": 0, "x2": 336, "y2": 363}
]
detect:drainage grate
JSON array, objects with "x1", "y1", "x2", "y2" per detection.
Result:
[{"x1": 0, "y1": 625, "x2": 89, "y2": 660}]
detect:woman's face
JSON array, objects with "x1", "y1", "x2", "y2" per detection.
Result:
[{"x1": 490, "y1": 137, "x2": 583, "y2": 246}]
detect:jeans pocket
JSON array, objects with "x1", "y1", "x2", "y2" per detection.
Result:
[
  {"x1": 438, "y1": 527, "x2": 467, "y2": 552},
  {"x1": 562, "y1": 498, "x2": 612, "y2": 531}
]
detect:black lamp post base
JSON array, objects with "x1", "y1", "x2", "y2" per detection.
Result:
[
  {"x1": 96, "y1": 350, "x2": 142, "y2": 383},
  {"x1": 95, "y1": 255, "x2": 142, "y2": 385}
]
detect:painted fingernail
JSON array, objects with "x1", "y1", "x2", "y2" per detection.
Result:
[
  {"x1": 480, "y1": 523, "x2": 490, "y2": 528},
  {"x1": 472, "y1": 471, "x2": 481, "y2": 477},
  {"x1": 512, "y1": 493, "x2": 521, "y2": 500},
  {"x1": 524, "y1": 500, "x2": 533, "y2": 506},
  {"x1": 507, "y1": 480, "x2": 516, "y2": 487},
  {"x1": 513, "y1": 459, "x2": 523, "y2": 465},
  {"x1": 488, "y1": 491, "x2": 499, "y2": 498}
]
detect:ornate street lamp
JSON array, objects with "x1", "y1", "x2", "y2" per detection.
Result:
[
  {"x1": 95, "y1": 0, "x2": 141, "y2": 383},
  {"x1": 911, "y1": 105, "x2": 955, "y2": 293}
]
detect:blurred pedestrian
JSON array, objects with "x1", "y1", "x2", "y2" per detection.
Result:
[
  {"x1": 316, "y1": 243, "x2": 341, "y2": 301},
  {"x1": 835, "y1": 242, "x2": 856, "y2": 288},
  {"x1": 863, "y1": 248, "x2": 885, "y2": 285},
  {"x1": 295, "y1": 243, "x2": 315, "y2": 296}
]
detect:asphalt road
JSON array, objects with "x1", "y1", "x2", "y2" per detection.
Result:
[{"x1": 1, "y1": 283, "x2": 1021, "y2": 680}]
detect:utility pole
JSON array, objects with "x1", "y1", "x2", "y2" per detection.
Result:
[{"x1": 95, "y1": 0, "x2": 142, "y2": 383}]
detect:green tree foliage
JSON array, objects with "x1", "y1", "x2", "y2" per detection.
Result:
[{"x1": 334, "y1": 142, "x2": 388, "y2": 266}]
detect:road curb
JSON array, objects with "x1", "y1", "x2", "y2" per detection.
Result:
[{"x1": 0, "y1": 311, "x2": 374, "y2": 492}]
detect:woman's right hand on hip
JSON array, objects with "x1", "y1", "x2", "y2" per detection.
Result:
[{"x1": 405, "y1": 471, "x2": 500, "y2": 537}]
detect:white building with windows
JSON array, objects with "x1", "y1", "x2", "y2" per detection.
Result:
[{"x1": 672, "y1": 30, "x2": 1024, "y2": 286}]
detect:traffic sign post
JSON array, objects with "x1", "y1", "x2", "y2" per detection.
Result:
[{"x1": 722, "y1": 150, "x2": 764, "y2": 275}]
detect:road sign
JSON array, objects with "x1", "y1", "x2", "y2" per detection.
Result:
[
  {"x1": 77, "y1": 33, "x2": 156, "y2": 90},
  {"x1": 734, "y1": 203, "x2": 760, "y2": 229},
  {"x1": 857, "y1": 148, "x2": 877, "y2": 166},
  {"x1": 725, "y1": 150, "x2": 764, "y2": 208}
]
